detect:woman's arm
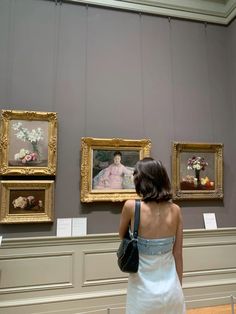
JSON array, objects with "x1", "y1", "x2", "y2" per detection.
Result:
[
  {"x1": 122, "y1": 165, "x2": 133, "y2": 175},
  {"x1": 118, "y1": 200, "x2": 133, "y2": 239},
  {"x1": 99, "y1": 165, "x2": 111, "y2": 187},
  {"x1": 173, "y1": 205, "x2": 184, "y2": 285}
]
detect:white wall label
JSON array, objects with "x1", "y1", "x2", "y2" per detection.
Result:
[
  {"x1": 203, "y1": 213, "x2": 217, "y2": 230},
  {"x1": 57, "y1": 218, "x2": 87, "y2": 237}
]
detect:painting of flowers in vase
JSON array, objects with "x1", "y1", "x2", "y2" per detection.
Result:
[
  {"x1": 180, "y1": 153, "x2": 215, "y2": 190},
  {"x1": 172, "y1": 142, "x2": 223, "y2": 200},
  {"x1": 9, "y1": 120, "x2": 48, "y2": 167},
  {"x1": 0, "y1": 110, "x2": 57, "y2": 176}
]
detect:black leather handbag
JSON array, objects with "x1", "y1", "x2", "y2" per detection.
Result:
[{"x1": 117, "y1": 200, "x2": 141, "y2": 273}]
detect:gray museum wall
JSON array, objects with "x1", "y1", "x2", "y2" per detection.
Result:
[{"x1": 0, "y1": 0, "x2": 235, "y2": 237}]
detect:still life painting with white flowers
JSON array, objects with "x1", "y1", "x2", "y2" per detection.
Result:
[
  {"x1": 0, "y1": 110, "x2": 57, "y2": 176},
  {"x1": 10, "y1": 189, "x2": 45, "y2": 214},
  {"x1": 0, "y1": 180, "x2": 54, "y2": 223},
  {"x1": 9, "y1": 120, "x2": 48, "y2": 167}
]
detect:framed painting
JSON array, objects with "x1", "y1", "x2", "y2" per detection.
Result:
[
  {"x1": 80, "y1": 137, "x2": 151, "y2": 202},
  {"x1": 0, "y1": 180, "x2": 54, "y2": 223},
  {"x1": 172, "y1": 142, "x2": 223, "y2": 200},
  {"x1": 0, "y1": 110, "x2": 57, "y2": 176}
]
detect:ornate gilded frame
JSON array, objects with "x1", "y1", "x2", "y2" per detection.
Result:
[
  {"x1": 80, "y1": 137, "x2": 151, "y2": 202},
  {"x1": 172, "y1": 142, "x2": 223, "y2": 200},
  {"x1": 0, "y1": 110, "x2": 57, "y2": 176},
  {"x1": 0, "y1": 180, "x2": 54, "y2": 223}
]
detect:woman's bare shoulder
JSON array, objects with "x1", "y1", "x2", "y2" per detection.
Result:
[
  {"x1": 168, "y1": 201, "x2": 181, "y2": 214},
  {"x1": 123, "y1": 199, "x2": 136, "y2": 210}
]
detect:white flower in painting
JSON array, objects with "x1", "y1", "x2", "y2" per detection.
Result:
[
  {"x1": 14, "y1": 153, "x2": 20, "y2": 161},
  {"x1": 12, "y1": 123, "x2": 44, "y2": 143},
  {"x1": 12, "y1": 122, "x2": 23, "y2": 130},
  {"x1": 194, "y1": 164, "x2": 201, "y2": 170},
  {"x1": 14, "y1": 149, "x2": 29, "y2": 161},
  {"x1": 16, "y1": 130, "x2": 27, "y2": 141},
  {"x1": 12, "y1": 196, "x2": 28, "y2": 209},
  {"x1": 19, "y1": 148, "x2": 29, "y2": 158},
  {"x1": 28, "y1": 128, "x2": 44, "y2": 142}
]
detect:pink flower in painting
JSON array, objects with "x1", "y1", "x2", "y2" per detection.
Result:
[
  {"x1": 31, "y1": 152, "x2": 38, "y2": 161},
  {"x1": 14, "y1": 149, "x2": 38, "y2": 164},
  {"x1": 24, "y1": 154, "x2": 33, "y2": 162}
]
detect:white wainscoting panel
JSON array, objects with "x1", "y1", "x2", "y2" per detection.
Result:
[{"x1": 0, "y1": 229, "x2": 236, "y2": 313}]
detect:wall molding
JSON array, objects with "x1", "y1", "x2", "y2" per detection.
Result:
[
  {"x1": 2, "y1": 227, "x2": 236, "y2": 247},
  {"x1": 0, "y1": 289, "x2": 127, "y2": 308},
  {"x1": 1, "y1": 228, "x2": 236, "y2": 313},
  {"x1": 66, "y1": 0, "x2": 236, "y2": 25}
]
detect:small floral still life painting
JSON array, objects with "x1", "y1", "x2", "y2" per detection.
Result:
[
  {"x1": 180, "y1": 153, "x2": 215, "y2": 190},
  {"x1": 10, "y1": 190, "x2": 45, "y2": 214},
  {"x1": 9, "y1": 120, "x2": 48, "y2": 167}
]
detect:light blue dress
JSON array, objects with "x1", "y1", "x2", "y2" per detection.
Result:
[{"x1": 126, "y1": 236, "x2": 186, "y2": 314}]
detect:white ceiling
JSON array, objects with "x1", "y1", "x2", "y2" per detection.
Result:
[{"x1": 70, "y1": 0, "x2": 236, "y2": 24}]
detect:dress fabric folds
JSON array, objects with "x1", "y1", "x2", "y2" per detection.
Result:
[{"x1": 126, "y1": 236, "x2": 186, "y2": 314}]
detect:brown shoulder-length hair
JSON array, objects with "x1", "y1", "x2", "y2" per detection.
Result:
[{"x1": 133, "y1": 157, "x2": 172, "y2": 202}]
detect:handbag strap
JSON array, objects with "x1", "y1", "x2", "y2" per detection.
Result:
[{"x1": 133, "y1": 200, "x2": 141, "y2": 239}]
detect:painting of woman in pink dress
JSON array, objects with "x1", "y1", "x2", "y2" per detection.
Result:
[{"x1": 93, "y1": 151, "x2": 135, "y2": 190}]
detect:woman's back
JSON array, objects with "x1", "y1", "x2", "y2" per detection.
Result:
[{"x1": 130, "y1": 200, "x2": 180, "y2": 240}]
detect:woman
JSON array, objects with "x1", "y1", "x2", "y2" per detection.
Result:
[
  {"x1": 93, "y1": 151, "x2": 133, "y2": 189},
  {"x1": 119, "y1": 157, "x2": 186, "y2": 314}
]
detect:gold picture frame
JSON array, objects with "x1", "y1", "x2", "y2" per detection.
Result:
[
  {"x1": 80, "y1": 137, "x2": 151, "y2": 202},
  {"x1": 0, "y1": 180, "x2": 54, "y2": 224},
  {"x1": 172, "y1": 142, "x2": 223, "y2": 200},
  {"x1": 0, "y1": 110, "x2": 57, "y2": 176}
]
